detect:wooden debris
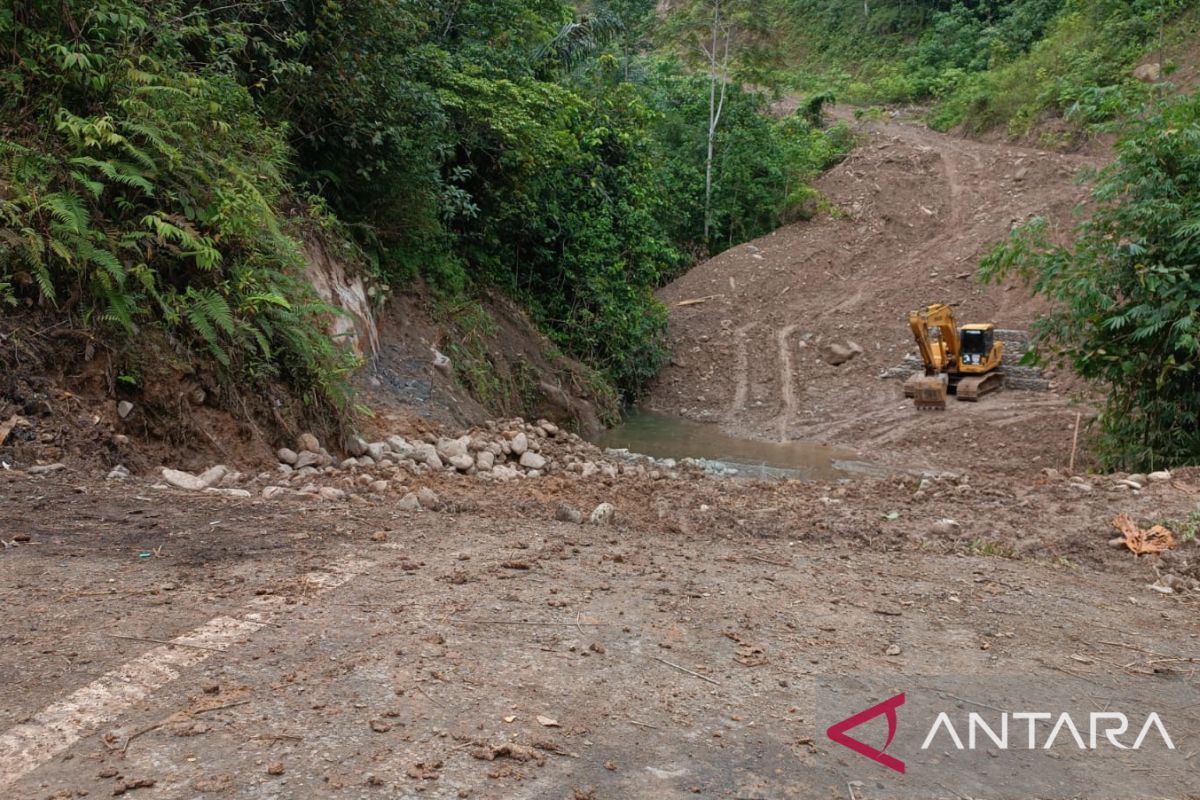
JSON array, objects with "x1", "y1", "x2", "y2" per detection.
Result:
[
  {"x1": 651, "y1": 655, "x2": 721, "y2": 686},
  {"x1": 1113, "y1": 514, "x2": 1175, "y2": 555},
  {"x1": 675, "y1": 294, "x2": 723, "y2": 307}
]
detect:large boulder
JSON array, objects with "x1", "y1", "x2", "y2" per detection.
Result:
[
  {"x1": 823, "y1": 340, "x2": 864, "y2": 366},
  {"x1": 411, "y1": 443, "x2": 443, "y2": 470},
  {"x1": 1133, "y1": 62, "x2": 1161, "y2": 82},
  {"x1": 589, "y1": 502, "x2": 616, "y2": 525},
  {"x1": 519, "y1": 451, "x2": 547, "y2": 471},
  {"x1": 491, "y1": 465, "x2": 521, "y2": 481},
  {"x1": 436, "y1": 437, "x2": 469, "y2": 461},
  {"x1": 555, "y1": 503, "x2": 582, "y2": 524},
  {"x1": 416, "y1": 487, "x2": 441, "y2": 510},
  {"x1": 294, "y1": 451, "x2": 322, "y2": 470},
  {"x1": 162, "y1": 465, "x2": 228, "y2": 491},
  {"x1": 387, "y1": 436, "x2": 413, "y2": 457}
]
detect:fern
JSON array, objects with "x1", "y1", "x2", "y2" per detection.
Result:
[
  {"x1": 201, "y1": 290, "x2": 235, "y2": 335},
  {"x1": 182, "y1": 288, "x2": 230, "y2": 366},
  {"x1": 84, "y1": 243, "x2": 127, "y2": 284},
  {"x1": 69, "y1": 155, "x2": 154, "y2": 193},
  {"x1": 1, "y1": 0, "x2": 360, "y2": 414},
  {"x1": 41, "y1": 192, "x2": 90, "y2": 234},
  {"x1": 97, "y1": 281, "x2": 138, "y2": 332}
]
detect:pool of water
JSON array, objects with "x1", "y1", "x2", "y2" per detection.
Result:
[{"x1": 595, "y1": 409, "x2": 873, "y2": 480}]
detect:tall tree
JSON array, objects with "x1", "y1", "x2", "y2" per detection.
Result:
[{"x1": 661, "y1": 0, "x2": 775, "y2": 244}]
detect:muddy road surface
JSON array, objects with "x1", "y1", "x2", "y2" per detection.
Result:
[{"x1": 2, "y1": 463, "x2": 1199, "y2": 799}]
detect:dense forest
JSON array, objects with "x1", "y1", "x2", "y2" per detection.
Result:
[
  {"x1": 2, "y1": 0, "x2": 1198, "y2": 466},
  {"x1": 0, "y1": 0, "x2": 850, "y2": 411}
]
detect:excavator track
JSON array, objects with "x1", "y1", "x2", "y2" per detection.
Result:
[{"x1": 955, "y1": 370, "x2": 1005, "y2": 402}]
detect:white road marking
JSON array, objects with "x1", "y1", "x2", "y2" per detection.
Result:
[{"x1": 0, "y1": 558, "x2": 370, "y2": 789}]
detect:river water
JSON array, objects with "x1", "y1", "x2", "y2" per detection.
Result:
[{"x1": 594, "y1": 409, "x2": 878, "y2": 480}]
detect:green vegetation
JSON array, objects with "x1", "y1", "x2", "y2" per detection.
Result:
[
  {"x1": 0, "y1": 0, "x2": 851, "y2": 412},
  {"x1": 0, "y1": 1, "x2": 359, "y2": 410},
  {"x1": 980, "y1": 93, "x2": 1200, "y2": 470},
  {"x1": 1157, "y1": 510, "x2": 1200, "y2": 542},
  {"x1": 9, "y1": 0, "x2": 1192, "y2": 460},
  {"x1": 782, "y1": 0, "x2": 1198, "y2": 142}
]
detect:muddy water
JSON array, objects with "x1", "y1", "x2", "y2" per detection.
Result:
[{"x1": 596, "y1": 409, "x2": 875, "y2": 480}]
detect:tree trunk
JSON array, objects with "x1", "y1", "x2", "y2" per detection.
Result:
[
  {"x1": 703, "y1": 0, "x2": 728, "y2": 245},
  {"x1": 704, "y1": 2, "x2": 719, "y2": 243}
]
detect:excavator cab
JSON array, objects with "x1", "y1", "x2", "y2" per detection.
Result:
[{"x1": 958, "y1": 325, "x2": 995, "y2": 368}]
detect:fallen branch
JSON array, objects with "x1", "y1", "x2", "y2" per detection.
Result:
[
  {"x1": 451, "y1": 618, "x2": 607, "y2": 627},
  {"x1": 1068, "y1": 411, "x2": 1082, "y2": 473},
  {"x1": 627, "y1": 718, "x2": 660, "y2": 729},
  {"x1": 651, "y1": 655, "x2": 721, "y2": 686},
  {"x1": 119, "y1": 700, "x2": 250, "y2": 755},
  {"x1": 675, "y1": 294, "x2": 723, "y2": 307},
  {"x1": 747, "y1": 555, "x2": 790, "y2": 567}
]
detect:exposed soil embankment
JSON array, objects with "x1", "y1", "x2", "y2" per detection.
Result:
[{"x1": 648, "y1": 115, "x2": 1102, "y2": 477}]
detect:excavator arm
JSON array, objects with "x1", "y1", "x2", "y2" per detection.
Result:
[
  {"x1": 908, "y1": 303, "x2": 960, "y2": 374},
  {"x1": 909, "y1": 310, "x2": 938, "y2": 374}
]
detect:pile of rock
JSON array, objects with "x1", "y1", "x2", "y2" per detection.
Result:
[
  {"x1": 152, "y1": 418, "x2": 697, "y2": 505},
  {"x1": 272, "y1": 419, "x2": 683, "y2": 485},
  {"x1": 1106, "y1": 470, "x2": 1173, "y2": 492},
  {"x1": 1035, "y1": 467, "x2": 1176, "y2": 495},
  {"x1": 276, "y1": 432, "x2": 337, "y2": 474}
]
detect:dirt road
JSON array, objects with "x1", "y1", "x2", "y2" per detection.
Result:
[
  {"x1": 649, "y1": 114, "x2": 1101, "y2": 476},
  {"x1": 2, "y1": 470, "x2": 1198, "y2": 800}
]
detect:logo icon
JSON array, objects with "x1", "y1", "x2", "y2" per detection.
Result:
[{"x1": 827, "y1": 692, "x2": 906, "y2": 774}]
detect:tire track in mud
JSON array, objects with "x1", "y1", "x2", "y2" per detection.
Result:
[
  {"x1": 727, "y1": 322, "x2": 759, "y2": 420},
  {"x1": 774, "y1": 324, "x2": 799, "y2": 441}
]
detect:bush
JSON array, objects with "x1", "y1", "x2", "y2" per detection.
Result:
[
  {"x1": 980, "y1": 94, "x2": 1200, "y2": 470},
  {"x1": 645, "y1": 60, "x2": 851, "y2": 259},
  {"x1": 0, "y1": 0, "x2": 358, "y2": 409},
  {"x1": 780, "y1": 0, "x2": 1188, "y2": 140}
]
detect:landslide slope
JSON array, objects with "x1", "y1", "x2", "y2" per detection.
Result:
[{"x1": 648, "y1": 115, "x2": 1101, "y2": 475}]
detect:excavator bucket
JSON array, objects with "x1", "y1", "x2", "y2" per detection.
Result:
[{"x1": 912, "y1": 374, "x2": 948, "y2": 411}]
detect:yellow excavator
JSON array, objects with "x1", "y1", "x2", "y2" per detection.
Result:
[{"x1": 904, "y1": 303, "x2": 1004, "y2": 410}]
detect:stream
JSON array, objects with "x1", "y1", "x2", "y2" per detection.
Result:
[{"x1": 594, "y1": 409, "x2": 887, "y2": 480}]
